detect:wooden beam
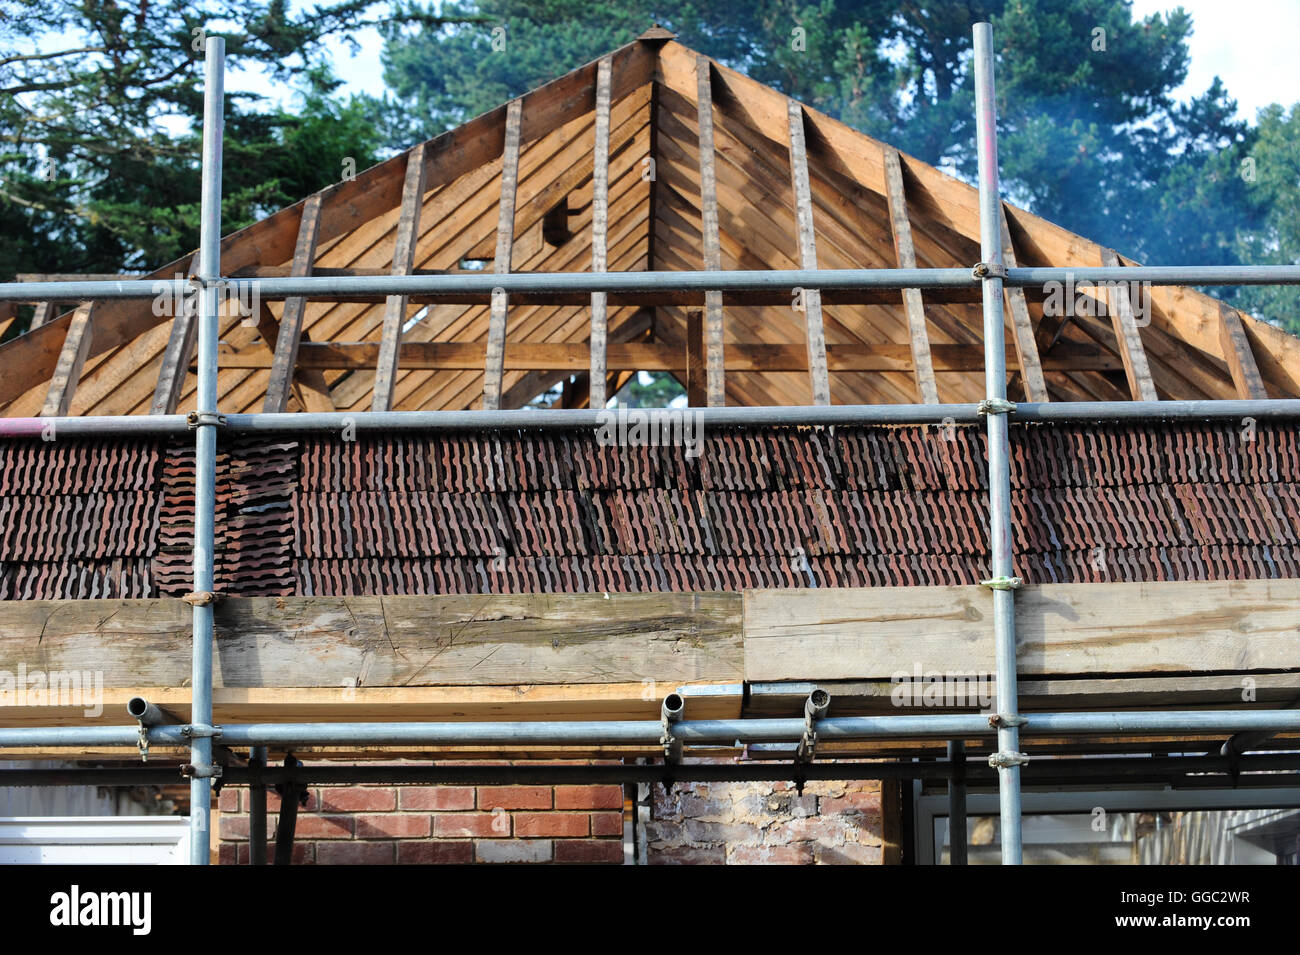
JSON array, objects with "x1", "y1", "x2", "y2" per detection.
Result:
[
  {"x1": 881, "y1": 146, "x2": 939, "y2": 404},
  {"x1": 29, "y1": 301, "x2": 55, "y2": 330},
  {"x1": 371, "y1": 142, "x2": 429, "y2": 412},
  {"x1": 696, "y1": 55, "x2": 726, "y2": 407},
  {"x1": 1217, "y1": 302, "x2": 1268, "y2": 399},
  {"x1": 589, "y1": 57, "x2": 612, "y2": 408},
  {"x1": 1100, "y1": 248, "x2": 1158, "y2": 401},
  {"x1": 39, "y1": 303, "x2": 94, "y2": 417},
  {"x1": 745, "y1": 579, "x2": 1300, "y2": 682},
  {"x1": 215, "y1": 339, "x2": 1121, "y2": 373},
  {"x1": 150, "y1": 295, "x2": 198, "y2": 414},
  {"x1": 999, "y1": 205, "x2": 1050, "y2": 401},
  {"x1": 0, "y1": 303, "x2": 17, "y2": 341},
  {"x1": 785, "y1": 100, "x2": 831, "y2": 406},
  {"x1": 264, "y1": 194, "x2": 323, "y2": 413},
  {"x1": 0, "y1": 593, "x2": 743, "y2": 689},
  {"x1": 685, "y1": 307, "x2": 706, "y2": 406},
  {"x1": 482, "y1": 98, "x2": 523, "y2": 411},
  {"x1": 255, "y1": 300, "x2": 334, "y2": 412}
]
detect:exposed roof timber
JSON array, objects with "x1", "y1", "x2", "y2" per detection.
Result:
[{"x1": 2, "y1": 34, "x2": 1297, "y2": 415}]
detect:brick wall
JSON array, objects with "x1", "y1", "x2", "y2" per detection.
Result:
[
  {"x1": 645, "y1": 778, "x2": 897, "y2": 865},
  {"x1": 217, "y1": 780, "x2": 626, "y2": 865},
  {"x1": 217, "y1": 774, "x2": 899, "y2": 865}
]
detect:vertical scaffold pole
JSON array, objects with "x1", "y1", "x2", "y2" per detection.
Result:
[
  {"x1": 188, "y1": 34, "x2": 225, "y2": 866},
  {"x1": 972, "y1": 21, "x2": 1024, "y2": 865}
]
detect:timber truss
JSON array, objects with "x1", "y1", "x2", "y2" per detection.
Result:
[{"x1": 3, "y1": 28, "x2": 1299, "y2": 418}]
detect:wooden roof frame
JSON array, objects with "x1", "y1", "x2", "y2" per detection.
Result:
[{"x1": 3, "y1": 30, "x2": 1300, "y2": 417}]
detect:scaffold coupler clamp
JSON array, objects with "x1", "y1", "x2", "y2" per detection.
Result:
[
  {"x1": 972, "y1": 261, "x2": 1006, "y2": 280},
  {"x1": 181, "y1": 590, "x2": 222, "y2": 607},
  {"x1": 980, "y1": 575, "x2": 1022, "y2": 591},
  {"x1": 136, "y1": 721, "x2": 149, "y2": 763},
  {"x1": 988, "y1": 751, "x2": 1030, "y2": 770},
  {"x1": 794, "y1": 688, "x2": 831, "y2": 795},
  {"x1": 988, "y1": 712, "x2": 1027, "y2": 730},
  {"x1": 180, "y1": 761, "x2": 223, "y2": 780},
  {"x1": 978, "y1": 397, "x2": 1016, "y2": 416},
  {"x1": 187, "y1": 410, "x2": 227, "y2": 430}
]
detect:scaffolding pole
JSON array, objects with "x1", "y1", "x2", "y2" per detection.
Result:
[
  {"x1": 972, "y1": 20, "x2": 1023, "y2": 866},
  {"x1": 186, "y1": 34, "x2": 225, "y2": 866}
]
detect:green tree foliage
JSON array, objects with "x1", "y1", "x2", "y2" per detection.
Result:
[
  {"x1": 0, "y1": 0, "x2": 459, "y2": 293},
  {"x1": 1234, "y1": 105, "x2": 1300, "y2": 331},
  {"x1": 380, "y1": 1, "x2": 1290, "y2": 323}
]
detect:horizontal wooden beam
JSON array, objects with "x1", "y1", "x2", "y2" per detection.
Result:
[
  {"x1": 745, "y1": 579, "x2": 1300, "y2": 682},
  {"x1": 215, "y1": 340, "x2": 1121, "y2": 373},
  {"x1": 0, "y1": 593, "x2": 743, "y2": 691}
]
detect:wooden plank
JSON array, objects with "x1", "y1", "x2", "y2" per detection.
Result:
[
  {"x1": 685, "y1": 307, "x2": 706, "y2": 406},
  {"x1": 29, "y1": 301, "x2": 55, "y2": 330},
  {"x1": 785, "y1": 100, "x2": 831, "y2": 406},
  {"x1": 999, "y1": 205, "x2": 1050, "y2": 401},
  {"x1": 1099, "y1": 248, "x2": 1158, "y2": 401},
  {"x1": 150, "y1": 295, "x2": 198, "y2": 414},
  {"x1": 697, "y1": 55, "x2": 726, "y2": 407},
  {"x1": 39, "y1": 303, "x2": 95, "y2": 417},
  {"x1": 217, "y1": 340, "x2": 1120, "y2": 373},
  {"x1": 370, "y1": 142, "x2": 429, "y2": 412},
  {"x1": 589, "y1": 58, "x2": 612, "y2": 408},
  {"x1": 0, "y1": 302, "x2": 17, "y2": 341},
  {"x1": 0, "y1": 593, "x2": 743, "y2": 689},
  {"x1": 1217, "y1": 302, "x2": 1268, "y2": 399},
  {"x1": 255, "y1": 301, "x2": 334, "y2": 412},
  {"x1": 482, "y1": 98, "x2": 523, "y2": 411},
  {"x1": 744, "y1": 579, "x2": 1300, "y2": 681},
  {"x1": 264, "y1": 194, "x2": 323, "y2": 413},
  {"x1": 881, "y1": 146, "x2": 939, "y2": 404}
]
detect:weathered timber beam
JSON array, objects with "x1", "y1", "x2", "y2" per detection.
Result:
[
  {"x1": 39, "y1": 302, "x2": 95, "y2": 417},
  {"x1": 745, "y1": 579, "x2": 1300, "y2": 682},
  {"x1": 264, "y1": 194, "x2": 323, "y2": 413},
  {"x1": 999, "y1": 205, "x2": 1050, "y2": 401},
  {"x1": 882, "y1": 146, "x2": 939, "y2": 404},
  {"x1": 1100, "y1": 247, "x2": 1159, "y2": 401},
  {"x1": 1217, "y1": 301, "x2": 1268, "y2": 399},
  {"x1": 785, "y1": 100, "x2": 831, "y2": 405},
  {"x1": 0, "y1": 593, "x2": 743, "y2": 689},
  {"x1": 214, "y1": 340, "x2": 1119, "y2": 372},
  {"x1": 482, "y1": 98, "x2": 523, "y2": 411},
  {"x1": 371, "y1": 142, "x2": 428, "y2": 412},
  {"x1": 697, "y1": 55, "x2": 726, "y2": 407},
  {"x1": 589, "y1": 56, "x2": 612, "y2": 408}
]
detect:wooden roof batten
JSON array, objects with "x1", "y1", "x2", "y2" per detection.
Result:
[{"x1": 3, "y1": 33, "x2": 1300, "y2": 416}]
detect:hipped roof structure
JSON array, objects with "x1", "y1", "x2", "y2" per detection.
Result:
[{"x1": 3, "y1": 28, "x2": 1300, "y2": 417}]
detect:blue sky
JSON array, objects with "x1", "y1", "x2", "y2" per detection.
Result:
[{"x1": 231, "y1": 2, "x2": 1300, "y2": 124}]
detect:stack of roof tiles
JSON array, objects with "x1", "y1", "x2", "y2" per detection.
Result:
[{"x1": 0, "y1": 422, "x2": 1296, "y2": 599}]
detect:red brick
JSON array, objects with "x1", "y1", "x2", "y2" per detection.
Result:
[
  {"x1": 400, "y1": 786, "x2": 475, "y2": 811},
  {"x1": 318, "y1": 787, "x2": 397, "y2": 812},
  {"x1": 267, "y1": 789, "x2": 319, "y2": 812},
  {"x1": 221, "y1": 816, "x2": 249, "y2": 841},
  {"x1": 554, "y1": 784, "x2": 623, "y2": 810},
  {"x1": 513, "y1": 812, "x2": 589, "y2": 838},
  {"x1": 818, "y1": 792, "x2": 882, "y2": 815},
  {"x1": 730, "y1": 844, "x2": 813, "y2": 865},
  {"x1": 555, "y1": 839, "x2": 624, "y2": 864},
  {"x1": 432, "y1": 812, "x2": 509, "y2": 838},
  {"x1": 219, "y1": 842, "x2": 237, "y2": 865},
  {"x1": 356, "y1": 813, "x2": 430, "y2": 839},
  {"x1": 649, "y1": 845, "x2": 725, "y2": 865},
  {"x1": 315, "y1": 841, "x2": 396, "y2": 865},
  {"x1": 291, "y1": 814, "x2": 355, "y2": 839},
  {"x1": 477, "y1": 785, "x2": 552, "y2": 810},
  {"x1": 591, "y1": 811, "x2": 624, "y2": 837},
  {"x1": 218, "y1": 788, "x2": 240, "y2": 813},
  {"x1": 398, "y1": 840, "x2": 473, "y2": 865}
]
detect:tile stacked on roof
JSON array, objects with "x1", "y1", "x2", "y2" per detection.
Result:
[{"x1": 0, "y1": 422, "x2": 1296, "y2": 599}]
